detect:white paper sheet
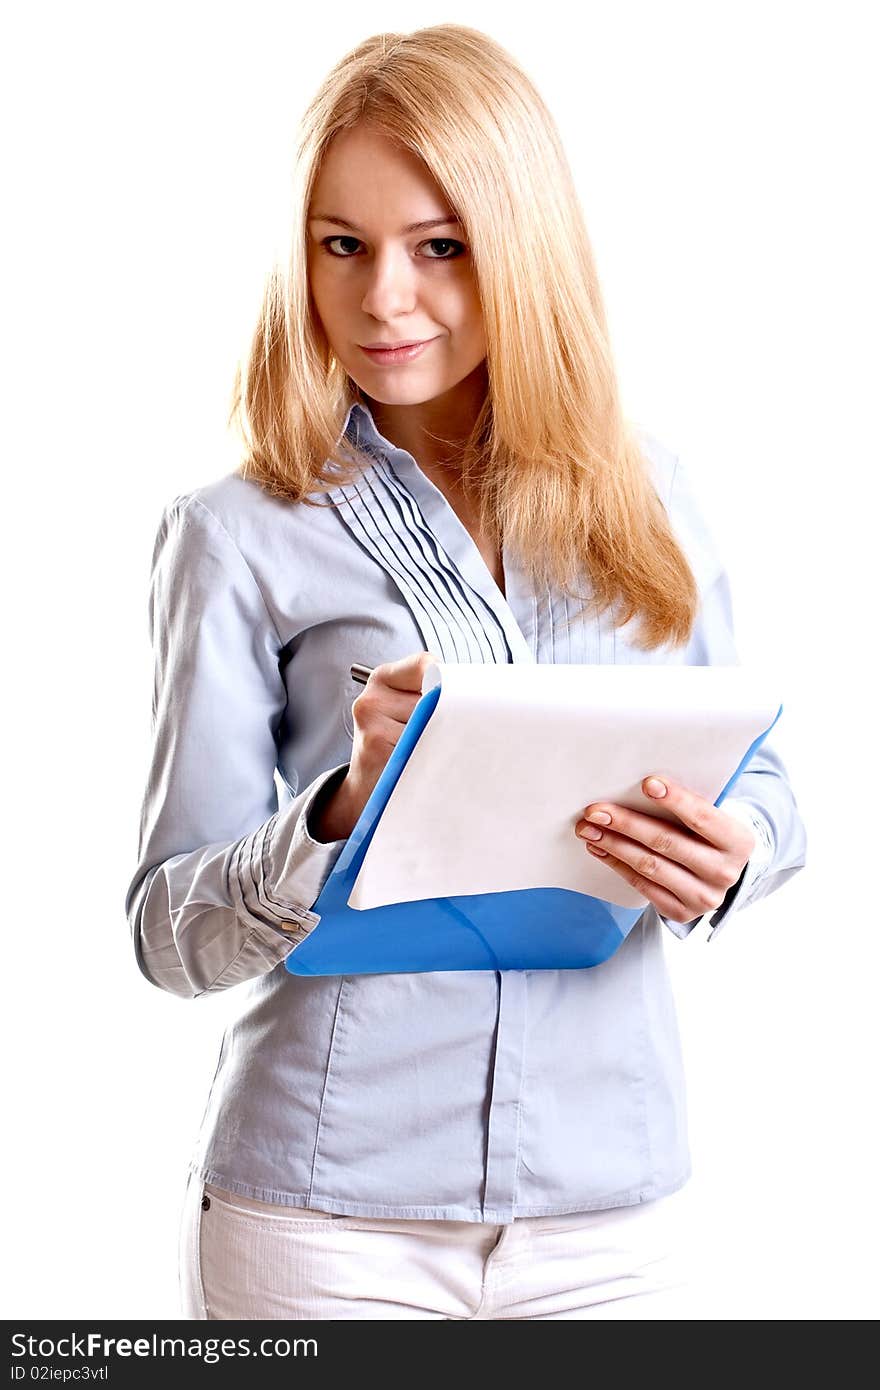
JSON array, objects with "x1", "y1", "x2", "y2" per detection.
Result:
[{"x1": 348, "y1": 662, "x2": 781, "y2": 911}]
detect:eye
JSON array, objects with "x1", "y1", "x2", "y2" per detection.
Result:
[
  {"x1": 319, "y1": 236, "x2": 467, "y2": 260},
  {"x1": 420, "y1": 238, "x2": 466, "y2": 259},
  {"x1": 321, "y1": 235, "x2": 361, "y2": 257}
]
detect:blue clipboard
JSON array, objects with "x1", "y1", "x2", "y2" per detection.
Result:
[{"x1": 285, "y1": 684, "x2": 783, "y2": 978}]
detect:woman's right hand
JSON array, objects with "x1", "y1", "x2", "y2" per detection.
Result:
[{"x1": 309, "y1": 650, "x2": 440, "y2": 842}]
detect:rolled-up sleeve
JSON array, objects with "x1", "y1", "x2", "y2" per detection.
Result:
[
  {"x1": 124, "y1": 495, "x2": 348, "y2": 1000},
  {"x1": 656, "y1": 461, "x2": 808, "y2": 943}
]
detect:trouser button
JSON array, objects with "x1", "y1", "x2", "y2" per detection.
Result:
[{"x1": 201, "y1": 1194, "x2": 211, "y2": 1211}]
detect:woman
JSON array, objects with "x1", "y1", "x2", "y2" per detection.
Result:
[{"x1": 125, "y1": 24, "x2": 807, "y2": 1320}]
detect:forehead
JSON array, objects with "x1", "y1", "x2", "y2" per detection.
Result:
[{"x1": 310, "y1": 125, "x2": 450, "y2": 220}]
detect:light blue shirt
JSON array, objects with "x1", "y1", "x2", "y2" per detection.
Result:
[{"x1": 124, "y1": 401, "x2": 807, "y2": 1221}]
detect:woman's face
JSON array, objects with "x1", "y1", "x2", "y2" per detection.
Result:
[{"x1": 307, "y1": 124, "x2": 486, "y2": 411}]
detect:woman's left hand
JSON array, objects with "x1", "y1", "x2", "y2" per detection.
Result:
[{"x1": 575, "y1": 775, "x2": 756, "y2": 924}]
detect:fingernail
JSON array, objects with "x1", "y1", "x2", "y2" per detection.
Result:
[
  {"x1": 587, "y1": 811, "x2": 612, "y2": 825},
  {"x1": 644, "y1": 777, "x2": 667, "y2": 798}
]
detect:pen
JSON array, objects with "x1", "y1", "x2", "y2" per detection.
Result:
[{"x1": 350, "y1": 663, "x2": 374, "y2": 686}]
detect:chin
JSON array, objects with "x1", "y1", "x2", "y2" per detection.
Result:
[{"x1": 353, "y1": 378, "x2": 449, "y2": 406}]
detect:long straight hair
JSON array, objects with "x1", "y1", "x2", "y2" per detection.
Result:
[{"x1": 229, "y1": 24, "x2": 700, "y2": 651}]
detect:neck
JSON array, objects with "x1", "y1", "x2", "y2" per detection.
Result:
[{"x1": 365, "y1": 361, "x2": 487, "y2": 476}]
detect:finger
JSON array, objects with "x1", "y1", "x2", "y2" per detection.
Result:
[
  {"x1": 583, "y1": 828, "x2": 728, "y2": 917},
  {"x1": 375, "y1": 651, "x2": 441, "y2": 693},
  {"x1": 638, "y1": 775, "x2": 754, "y2": 855},
  {"x1": 586, "y1": 778, "x2": 750, "y2": 861},
  {"x1": 356, "y1": 709, "x2": 414, "y2": 758},
  {"x1": 353, "y1": 684, "x2": 421, "y2": 726},
  {"x1": 585, "y1": 843, "x2": 721, "y2": 923},
  {"x1": 576, "y1": 805, "x2": 728, "y2": 885}
]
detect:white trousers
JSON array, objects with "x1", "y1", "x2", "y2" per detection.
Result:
[{"x1": 178, "y1": 1168, "x2": 696, "y2": 1320}]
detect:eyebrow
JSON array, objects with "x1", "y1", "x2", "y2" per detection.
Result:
[{"x1": 308, "y1": 214, "x2": 463, "y2": 235}]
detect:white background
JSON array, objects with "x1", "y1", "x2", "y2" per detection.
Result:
[{"x1": 3, "y1": 0, "x2": 876, "y2": 1320}]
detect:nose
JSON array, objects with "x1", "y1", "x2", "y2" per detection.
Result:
[{"x1": 359, "y1": 245, "x2": 418, "y2": 321}]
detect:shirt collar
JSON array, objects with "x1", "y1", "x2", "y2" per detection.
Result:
[{"x1": 342, "y1": 399, "x2": 387, "y2": 457}]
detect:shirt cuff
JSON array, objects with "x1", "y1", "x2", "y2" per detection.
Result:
[
  {"x1": 657, "y1": 798, "x2": 775, "y2": 942},
  {"x1": 228, "y1": 763, "x2": 350, "y2": 949}
]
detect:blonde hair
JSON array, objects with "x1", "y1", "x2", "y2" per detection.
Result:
[{"x1": 230, "y1": 23, "x2": 699, "y2": 651}]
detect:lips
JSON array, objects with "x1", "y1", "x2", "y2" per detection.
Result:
[
  {"x1": 361, "y1": 339, "x2": 428, "y2": 350},
  {"x1": 359, "y1": 338, "x2": 438, "y2": 365}
]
